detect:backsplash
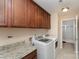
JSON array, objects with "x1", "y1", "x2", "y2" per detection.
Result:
[{"x1": 0, "y1": 28, "x2": 49, "y2": 39}]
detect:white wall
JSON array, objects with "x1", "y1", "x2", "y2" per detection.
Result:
[
  {"x1": 48, "y1": 13, "x2": 59, "y2": 38},
  {"x1": 0, "y1": 28, "x2": 48, "y2": 39}
]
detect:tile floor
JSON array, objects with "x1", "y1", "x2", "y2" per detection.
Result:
[{"x1": 56, "y1": 43, "x2": 76, "y2": 59}]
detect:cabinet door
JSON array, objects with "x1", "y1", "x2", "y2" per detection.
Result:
[
  {"x1": 27, "y1": 0, "x2": 35, "y2": 28},
  {"x1": 38, "y1": 9, "x2": 50, "y2": 29},
  {"x1": 12, "y1": 0, "x2": 26, "y2": 27},
  {"x1": 43, "y1": 11, "x2": 50, "y2": 28},
  {"x1": 25, "y1": 0, "x2": 29, "y2": 27},
  {"x1": 22, "y1": 50, "x2": 37, "y2": 59},
  {"x1": 33, "y1": 56, "x2": 37, "y2": 59},
  {"x1": 33, "y1": 3, "x2": 39, "y2": 28},
  {"x1": 37, "y1": 7, "x2": 45, "y2": 28},
  {"x1": 47, "y1": 14, "x2": 50, "y2": 28},
  {"x1": 0, "y1": 0, "x2": 7, "y2": 26}
]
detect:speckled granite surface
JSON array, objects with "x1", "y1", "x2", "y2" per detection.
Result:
[{"x1": 0, "y1": 40, "x2": 36, "y2": 59}]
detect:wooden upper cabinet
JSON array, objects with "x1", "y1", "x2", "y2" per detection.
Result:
[
  {"x1": 12, "y1": 0, "x2": 26, "y2": 27},
  {"x1": 34, "y1": 4, "x2": 50, "y2": 29},
  {"x1": 32, "y1": 2, "x2": 50, "y2": 29},
  {"x1": 0, "y1": 0, "x2": 7, "y2": 26},
  {"x1": 0, "y1": 0, "x2": 50, "y2": 28},
  {"x1": 25, "y1": 0, "x2": 50, "y2": 28}
]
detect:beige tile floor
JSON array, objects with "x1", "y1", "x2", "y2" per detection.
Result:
[{"x1": 56, "y1": 43, "x2": 76, "y2": 59}]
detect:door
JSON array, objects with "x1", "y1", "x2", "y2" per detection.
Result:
[{"x1": 62, "y1": 19, "x2": 76, "y2": 43}]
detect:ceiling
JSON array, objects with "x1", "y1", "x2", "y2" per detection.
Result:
[{"x1": 33, "y1": 0, "x2": 79, "y2": 15}]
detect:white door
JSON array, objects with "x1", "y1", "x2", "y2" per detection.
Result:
[{"x1": 62, "y1": 19, "x2": 76, "y2": 43}]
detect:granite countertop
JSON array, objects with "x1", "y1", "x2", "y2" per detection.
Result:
[
  {"x1": 4, "y1": 46, "x2": 36, "y2": 59},
  {"x1": 0, "y1": 37, "x2": 36, "y2": 59}
]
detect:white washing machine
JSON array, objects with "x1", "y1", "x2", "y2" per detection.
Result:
[{"x1": 34, "y1": 38, "x2": 55, "y2": 59}]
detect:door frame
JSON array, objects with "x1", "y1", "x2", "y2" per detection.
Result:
[{"x1": 60, "y1": 17, "x2": 76, "y2": 48}]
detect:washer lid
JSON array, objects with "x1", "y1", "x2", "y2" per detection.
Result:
[{"x1": 38, "y1": 38, "x2": 52, "y2": 43}]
